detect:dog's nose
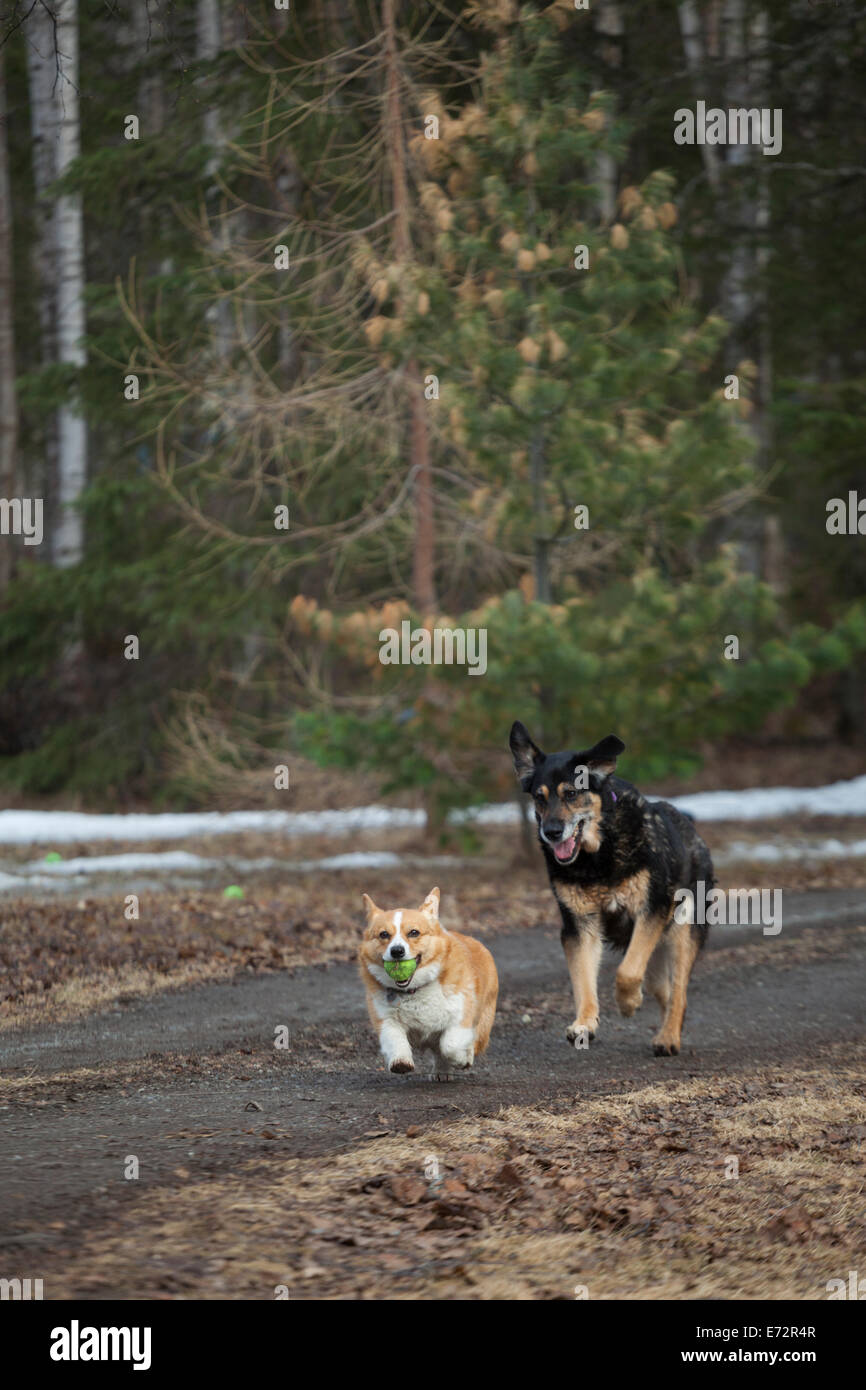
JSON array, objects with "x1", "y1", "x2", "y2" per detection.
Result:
[
  {"x1": 546, "y1": 820, "x2": 564, "y2": 841},
  {"x1": 389, "y1": 943, "x2": 405, "y2": 959}
]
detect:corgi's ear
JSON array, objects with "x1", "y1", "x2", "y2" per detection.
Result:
[
  {"x1": 362, "y1": 893, "x2": 378, "y2": 921},
  {"x1": 420, "y1": 887, "x2": 440, "y2": 920}
]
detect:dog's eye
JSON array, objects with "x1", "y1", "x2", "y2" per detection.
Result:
[
  {"x1": 408, "y1": 929, "x2": 420, "y2": 938},
  {"x1": 378, "y1": 930, "x2": 390, "y2": 941},
  {"x1": 563, "y1": 788, "x2": 577, "y2": 801}
]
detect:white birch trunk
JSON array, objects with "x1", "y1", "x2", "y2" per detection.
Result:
[
  {"x1": 719, "y1": 0, "x2": 751, "y2": 365},
  {"x1": 53, "y1": 0, "x2": 87, "y2": 568},
  {"x1": 25, "y1": 0, "x2": 59, "y2": 516},
  {"x1": 0, "y1": 48, "x2": 18, "y2": 589},
  {"x1": 677, "y1": 1, "x2": 722, "y2": 193},
  {"x1": 197, "y1": 0, "x2": 223, "y2": 159},
  {"x1": 133, "y1": 1, "x2": 166, "y2": 134},
  {"x1": 197, "y1": 0, "x2": 232, "y2": 363}
]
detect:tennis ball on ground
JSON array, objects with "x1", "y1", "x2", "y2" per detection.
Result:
[
  {"x1": 223, "y1": 884, "x2": 244, "y2": 899},
  {"x1": 44, "y1": 852, "x2": 63, "y2": 863},
  {"x1": 384, "y1": 958, "x2": 418, "y2": 984}
]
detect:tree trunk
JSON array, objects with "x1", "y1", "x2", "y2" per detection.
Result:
[
  {"x1": 677, "y1": 2, "x2": 722, "y2": 193},
  {"x1": 129, "y1": 0, "x2": 166, "y2": 135},
  {"x1": 721, "y1": 2, "x2": 772, "y2": 578},
  {"x1": 25, "y1": 0, "x2": 59, "y2": 537},
  {"x1": 677, "y1": 2, "x2": 774, "y2": 580},
  {"x1": 52, "y1": 0, "x2": 87, "y2": 570},
  {"x1": 409, "y1": 377, "x2": 436, "y2": 612},
  {"x1": 197, "y1": 0, "x2": 233, "y2": 364},
  {"x1": 530, "y1": 427, "x2": 551, "y2": 604},
  {"x1": 719, "y1": 0, "x2": 751, "y2": 369},
  {"x1": 383, "y1": 0, "x2": 436, "y2": 613},
  {"x1": 748, "y1": 6, "x2": 773, "y2": 476},
  {"x1": 0, "y1": 47, "x2": 17, "y2": 591}
]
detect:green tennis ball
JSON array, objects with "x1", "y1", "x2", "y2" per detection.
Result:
[
  {"x1": 384, "y1": 958, "x2": 418, "y2": 984},
  {"x1": 223, "y1": 884, "x2": 244, "y2": 899},
  {"x1": 44, "y1": 852, "x2": 63, "y2": 863}
]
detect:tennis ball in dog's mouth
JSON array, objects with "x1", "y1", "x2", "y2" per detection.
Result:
[{"x1": 384, "y1": 958, "x2": 418, "y2": 984}]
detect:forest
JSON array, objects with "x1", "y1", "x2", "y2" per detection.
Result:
[{"x1": 0, "y1": 0, "x2": 864, "y2": 814}]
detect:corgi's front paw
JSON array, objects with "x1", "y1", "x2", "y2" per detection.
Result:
[
  {"x1": 439, "y1": 1027, "x2": 474, "y2": 1070},
  {"x1": 388, "y1": 1055, "x2": 414, "y2": 1074}
]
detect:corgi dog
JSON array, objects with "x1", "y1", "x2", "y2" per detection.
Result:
[{"x1": 359, "y1": 887, "x2": 498, "y2": 1075}]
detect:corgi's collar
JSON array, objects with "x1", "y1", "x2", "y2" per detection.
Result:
[{"x1": 386, "y1": 979, "x2": 429, "y2": 1002}]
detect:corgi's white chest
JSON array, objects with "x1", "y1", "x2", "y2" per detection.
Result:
[{"x1": 375, "y1": 981, "x2": 462, "y2": 1044}]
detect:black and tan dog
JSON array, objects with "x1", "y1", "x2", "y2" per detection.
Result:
[{"x1": 509, "y1": 721, "x2": 713, "y2": 1055}]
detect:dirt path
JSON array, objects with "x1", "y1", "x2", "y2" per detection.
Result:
[{"x1": 1, "y1": 888, "x2": 864, "y2": 1273}]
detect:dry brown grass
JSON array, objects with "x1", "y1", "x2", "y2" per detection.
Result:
[{"x1": 44, "y1": 1048, "x2": 866, "y2": 1301}]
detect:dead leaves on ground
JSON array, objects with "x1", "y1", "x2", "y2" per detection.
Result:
[
  {"x1": 36, "y1": 1056, "x2": 866, "y2": 1299},
  {"x1": 0, "y1": 873, "x2": 552, "y2": 1019}
]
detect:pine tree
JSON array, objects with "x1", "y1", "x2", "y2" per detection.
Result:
[{"x1": 296, "y1": 4, "x2": 866, "y2": 817}]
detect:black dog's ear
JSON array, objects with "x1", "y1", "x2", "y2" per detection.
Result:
[
  {"x1": 510, "y1": 721, "x2": 545, "y2": 789},
  {"x1": 584, "y1": 734, "x2": 625, "y2": 778}
]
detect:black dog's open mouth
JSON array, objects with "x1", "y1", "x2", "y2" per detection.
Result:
[{"x1": 552, "y1": 828, "x2": 582, "y2": 863}]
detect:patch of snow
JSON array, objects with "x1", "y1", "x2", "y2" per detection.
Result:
[
  {"x1": 25, "y1": 850, "x2": 219, "y2": 875},
  {"x1": 0, "y1": 806, "x2": 425, "y2": 846},
  {"x1": 0, "y1": 869, "x2": 59, "y2": 890},
  {"x1": 0, "y1": 772, "x2": 865, "y2": 847},
  {"x1": 668, "y1": 775, "x2": 866, "y2": 822},
  {"x1": 715, "y1": 837, "x2": 866, "y2": 865},
  {"x1": 0, "y1": 848, "x2": 475, "y2": 894}
]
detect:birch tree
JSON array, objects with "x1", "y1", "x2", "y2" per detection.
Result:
[
  {"x1": 53, "y1": 0, "x2": 87, "y2": 569},
  {"x1": 197, "y1": 0, "x2": 233, "y2": 364},
  {"x1": 0, "y1": 46, "x2": 17, "y2": 590},
  {"x1": 25, "y1": 0, "x2": 87, "y2": 568},
  {"x1": 24, "y1": 0, "x2": 59, "y2": 524}
]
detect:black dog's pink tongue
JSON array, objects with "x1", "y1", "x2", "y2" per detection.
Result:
[{"x1": 553, "y1": 836, "x2": 576, "y2": 861}]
